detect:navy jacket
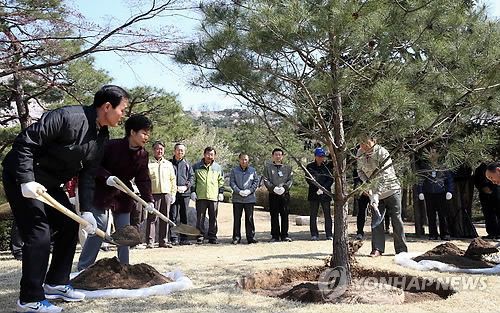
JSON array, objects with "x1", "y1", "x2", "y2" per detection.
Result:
[
  {"x1": 417, "y1": 163, "x2": 454, "y2": 194},
  {"x1": 306, "y1": 161, "x2": 334, "y2": 201}
]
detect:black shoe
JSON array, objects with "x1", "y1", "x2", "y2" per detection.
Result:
[
  {"x1": 231, "y1": 239, "x2": 240, "y2": 245},
  {"x1": 281, "y1": 237, "x2": 293, "y2": 242},
  {"x1": 180, "y1": 240, "x2": 192, "y2": 246},
  {"x1": 429, "y1": 236, "x2": 438, "y2": 240},
  {"x1": 482, "y1": 235, "x2": 496, "y2": 240},
  {"x1": 247, "y1": 239, "x2": 258, "y2": 244},
  {"x1": 269, "y1": 238, "x2": 280, "y2": 243},
  {"x1": 442, "y1": 235, "x2": 451, "y2": 241},
  {"x1": 171, "y1": 241, "x2": 180, "y2": 246},
  {"x1": 196, "y1": 238, "x2": 204, "y2": 244},
  {"x1": 208, "y1": 239, "x2": 218, "y2": 244},
  {"x1": 13, "y1": 253, "x2": 22, "y2": 261}
]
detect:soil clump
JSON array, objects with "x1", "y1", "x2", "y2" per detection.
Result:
[{"x1": 71, "y1": 257, "x2": 173, "y2": 290}]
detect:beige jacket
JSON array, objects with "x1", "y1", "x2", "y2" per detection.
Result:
[
  {"x1": 148, "y1": 157, "x2": 176, "y2": 195},
  {"x1": 356, "y1": 144, "x2": 400, "y2": 199}
]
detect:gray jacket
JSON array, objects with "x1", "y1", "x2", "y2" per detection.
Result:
[
  {"x1": 230, "y1": 166, "x2": 259, "y2": 203},
  {"x1": 262, "y1": 162, "x2": 293, "y2": 194}
]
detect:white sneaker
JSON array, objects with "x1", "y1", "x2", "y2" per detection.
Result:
[
  {"x1": 43, "y1": 284, "x2": 85, "y2": 302},
  {"x1": 16, "y1": 299, "x2": 63, "y2": 313},
  {"x1": 355, "y1": 234, "x2": 363, "y2": 240}
]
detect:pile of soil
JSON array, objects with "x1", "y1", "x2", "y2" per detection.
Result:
[
  {"x1": 413, "y1": 239, "x2": 498, "y2": 269},
  {"x1": 71, "y1": 257, "x2": 173, "y2": 290}
]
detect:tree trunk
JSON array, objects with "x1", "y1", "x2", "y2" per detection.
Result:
[{"x1": 13, "y1": 72, "x2": 31, "y2": 129}]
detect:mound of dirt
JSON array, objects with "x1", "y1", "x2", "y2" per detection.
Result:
[
  {"x1": 464, "y1": 238, "x2": 499, "y2": 259},
  {"x1": 412, "y1": 241, "x2": 497, "y2": 269},
  {"x1": 71, "y1": 257, "x2": 173, "y2": 290}
]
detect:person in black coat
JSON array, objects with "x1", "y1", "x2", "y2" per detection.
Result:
[
  {"x1": 305, "y1": 147, "x2": 334, "y2": 240},
  {"x1": 2, "y1": 85, "x2": 129, "y2": 312},
  {"x1": 476, "y1": 162, "x2": 500, "y2": 239}
]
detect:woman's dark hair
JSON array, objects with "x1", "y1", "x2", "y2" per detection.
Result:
[
  {"x1": 92, "y1": 85, "x2": 130, "y2": 108},
  {"x1": 125, "y1": 115, "x2": 153, "y2": 137}
]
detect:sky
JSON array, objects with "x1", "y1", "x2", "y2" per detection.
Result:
[{"x1": 74, "y1": 0, "x2": 500, "y2": 111}]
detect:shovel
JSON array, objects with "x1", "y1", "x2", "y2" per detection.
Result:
[
  {"x1": 36, "y1": 189, "x2": 141, "y2": 246},
  {"x1": 111, "y1": 177, "x2": 201, "y2": 237},
  {"x1": 369, "y1": 202, "x2": 386, "y2": 229},
  {"x1": 367, "y1": 190, "x2": 385, "y2": 229}
]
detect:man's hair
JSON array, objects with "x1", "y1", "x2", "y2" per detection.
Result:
[
  {"x1": 239, "y1": 153, "x2": 249, "y2": 159},
  {"x1": 125, "y1": 114, "x2": 153, "y2": 137},
  {"x1": 204, "y1": 146, "x2": 216, "y2": 154},
  {"x1": 152, "y1": 140, "x2": 165, "y2": 149},
  {"x1": 486, "y1": 161, "x2": 500, "y2": 172},
  {"x1": 272, "y1": 148, "x2": 284, "y2": 155},
  {"x1": 174, "y1": 143, "x2": 186, "y2": 150},
  {"x1": 92, "y1": 85, "x2": 130, "y2": 108}
]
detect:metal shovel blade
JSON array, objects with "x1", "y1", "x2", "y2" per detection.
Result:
[
  {"x1": 369, "y1": 203, "x2": 386, "y2": 229},
  {"x1": 171, "y1": 224, "x2": 201, "y2": 236}
]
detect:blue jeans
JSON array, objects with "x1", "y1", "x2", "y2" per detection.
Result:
[{"x1": 78, "y1": 208, "x2": 130, "y2": 271}]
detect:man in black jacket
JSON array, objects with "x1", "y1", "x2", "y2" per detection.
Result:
[
  {"x1": 170, "y1": 143, "x2": 195, "y2": 245},
  {"x1": 2, "y1": 85, "x2": 129, "y2": 313},
  {"x1": 305, "y1": 147, "x2": 334, "y2": 240}
]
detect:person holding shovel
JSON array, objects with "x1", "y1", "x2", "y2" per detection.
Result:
[
  {"x1": 356, "y1": 135, "x2": 407, "y2": 258},
  {"x1": 78, "y1": 114, "x2": 155, "y2": 270},
  {"x1": 2, "y1": 85, "x2": 129, "y2": 313}
]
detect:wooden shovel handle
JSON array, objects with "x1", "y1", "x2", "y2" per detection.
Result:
[
  {"x1": 112, "y1": 177, "x2": 176, "y2": 227},
  {"x1": 37, "y1": 190, "x2": 109, "y2": 241}
]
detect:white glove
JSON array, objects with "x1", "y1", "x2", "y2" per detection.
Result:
[
  {"x1": 191, "y1": 192, "x2": 197, "y2": 201},
  {"x1": 69, "y1": 197, "x2": 77, "y2": 206},
  {"x1": 316, "y1": 189, "x2": 324, "y2": 195},
  {"x1": 177, "y1": 185, "x2": 188, "y2": 193},
  {"x1": 418, "y1": 193, "x2": 425, "y2": 201},
  {"x1": 243, "y1": 189, "x2": 252, "y2": 197},
  {"x1": 239, "y1": 190, "x2": 247, "y2": 197},
  {"x1": 106, "y1": 176, "x2": 126, "y2": 193},
  {"x1": 218, "y1": 193, "x2": 224, "y2": 201},
  {"x1": 21, "y1": 181, "x2": 47, "y2": 200},
  {"x1": 273, "y1": 186, "x2": 285, "y2": 195},
  {"x1": 369, "y1": 193, "x2": 379, "y2": 208},
  {"x1": 446, "y1": 192, "x2": 452, "y2": 200},
  {"x1": 170, "y1": 195, "x2": 176, "y2": 204},
  {"x1": 145, "y1": 202, "x2": 155, "y2": 213},
  {"x1": 81, "y1": 212, "x2": 97, "y2": 234}
]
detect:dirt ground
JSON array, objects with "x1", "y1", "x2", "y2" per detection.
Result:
[{"x1": 1, "y1": 201, "x2": 500, "y2": 312}]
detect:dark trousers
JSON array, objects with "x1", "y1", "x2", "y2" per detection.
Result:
[
  {"x1": 372, "y1": 191, "x2": 407, "y2": 254},
  {"x1": 424, "y1": 192, "x2": 449, "y2": 238},
  {"x1": 10, "y1": 220, "x2": 23, "y2": 257},
  {"x1": 146, "y1": 193, "x2": 171, "y2": 245},
  {"x1": 3, "y1": 170, "x2": 78, "y2": 303},
  {"x1": 196, "y1": 199, "x2": 218, "y2": 240},
  {"x1": 170, "y1": 194, "x2": 190, "y2": 242},
  {"x1": 356, "y1": 194, "x2": 370, "y2": 235},
  {"x1": 479, "y1": 192, "x2": 500, "y2": 236},
  {"x1": 232, "y1": 202, "x2": 256, "y2": 241},
  {"x1": 269, "y1": 193, "x2": 290, "y2": 240},
  {"x1": 309, "y1": 200, "x2": 332, "y2": 238}
]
